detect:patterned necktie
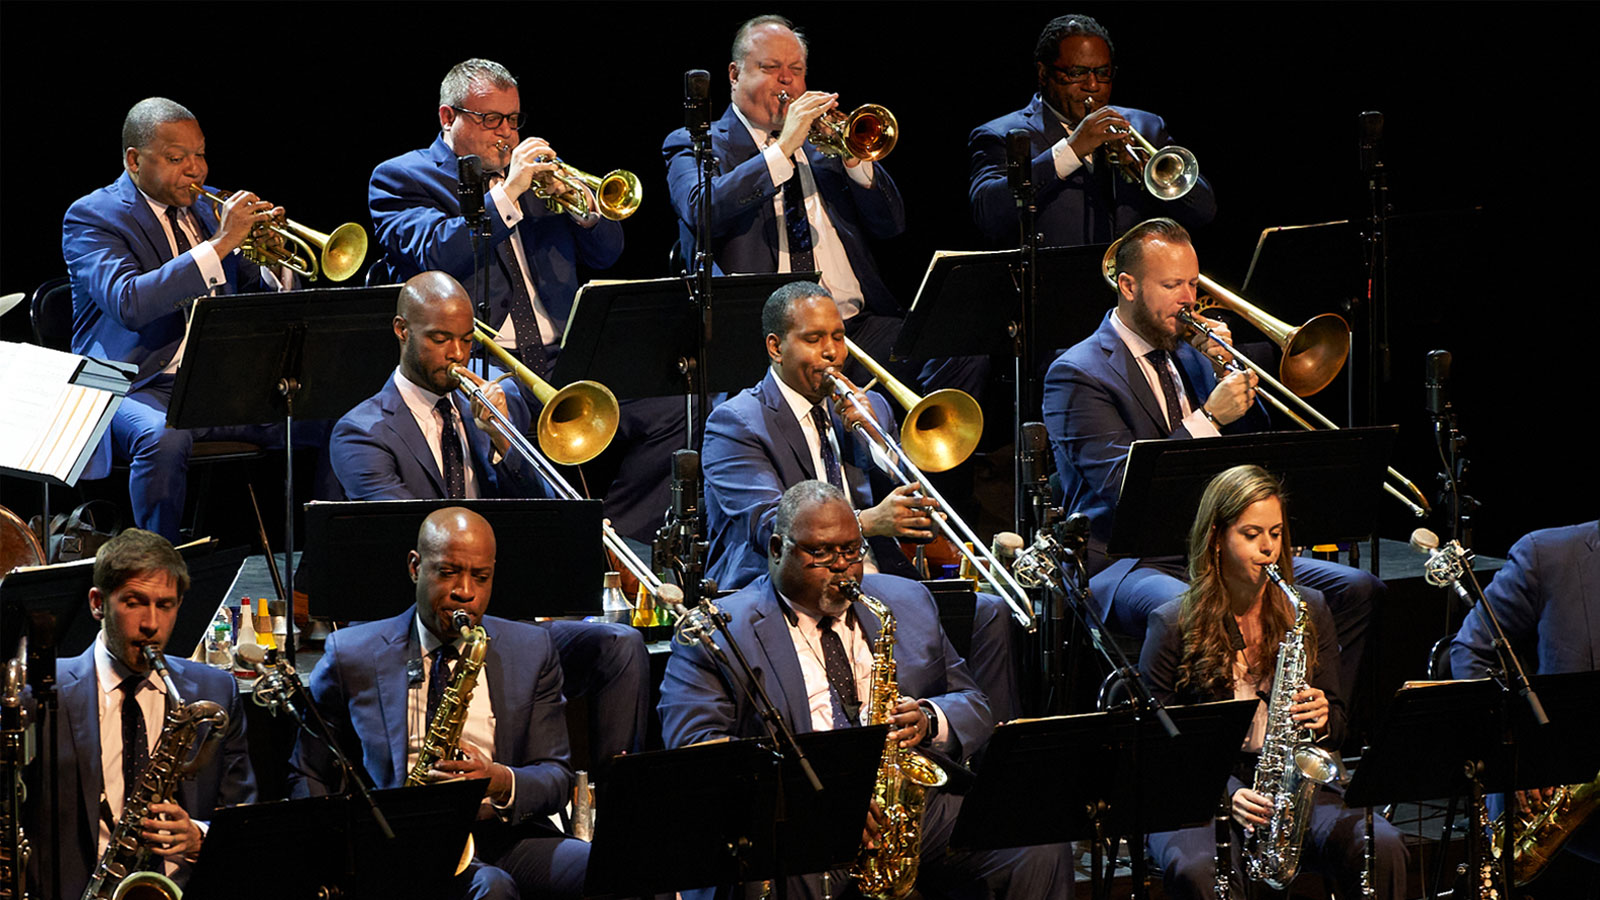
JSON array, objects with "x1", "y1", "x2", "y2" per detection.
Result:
[
  {"x1": 817, "y1": 616, "x2": 860, "y2": 728},
  {"x1": 775, "y1": 142, "x2": 815, "y2": 276},
  {"x1": 119, "y1": 675, "x2": 149, "y2": 798},
  {"x1": 435, "y1": 397, "x2": 467, "y2": 499},
  {"x1": 495, "y1": 226, "x2": 549, "y2": 378},
  {"x1": 164, "y1": 206, "x2": 193, "y2": 257},
  {"x1": 425, "y1": 643, "x2": 458, "y2": 727},
  {"x1": 1146, "y1": 349, "x2": 1185, "y2": 434},
  {"x1": 809, "y1": 405, "x2": 843, "y2": 491}
]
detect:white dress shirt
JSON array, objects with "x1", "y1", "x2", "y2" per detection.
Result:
[
  {"x1": 1110, "y1": 307, "x2": 1219, "y2": 438},
  {"x1": 92, "y1": 632, "x2": 181, "y2": 878},
  {"x1": 483, "y1": 178, "x2": 597, "y2": 352},
  {"x1": 392, "y1": 368, "x2": 482, "y2": 498},
  {"x1": 771, "y1": 370, "x2": 847, "y2": 494},
  {"x1": 409, "y1": 615, "x2": 515, "y2": 814}
]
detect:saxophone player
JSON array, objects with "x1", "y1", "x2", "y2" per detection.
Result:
[
  {"x1": 288, "y1": 507, "x2": 589, "y2": 900},
  {"x1": 27, "y1": 529, "x2": 255, "y2": 898},
  {"x1": 1137, "y1": 465, "x2": 1406, "y2": 899},
  {"x1": 659, "y1": 481, "x2": 1072, "y2": 898}
]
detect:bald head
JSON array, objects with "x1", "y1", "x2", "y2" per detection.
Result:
[
  {"x1": 410, "y1": 506, "x2": 497, "y2": 638},
  {"x1": 395, "y1": 271, "x2": 475, "y2": 395}
]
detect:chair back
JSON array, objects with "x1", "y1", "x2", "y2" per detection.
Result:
[{"x1": 30, "y1": 275, "x2": 73, "y2": 351}]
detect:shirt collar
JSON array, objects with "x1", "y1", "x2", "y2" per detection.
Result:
[
  {"x1": 730, "y1": 102, "x2": 774, "y2": 148},
  {"x1": 93, "y1": 631, "x2": 167, "y2": 698},
  {"x1": 1110, "y1": 306, "x2": 1160, "y2": 359},
  {"x1": 771, "y1": 368, "x2": 827, "y2": 428},
  {"x1": 415, "y1": 612, "x2": 465, "y2": 657},
  {"x1": 773, "y1": 589, "x2": 858, "y2": 631}
]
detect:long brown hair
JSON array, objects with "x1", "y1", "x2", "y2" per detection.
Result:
[{"x1": 1174, "y1": 464, "x2": 1313, "y2": 697}]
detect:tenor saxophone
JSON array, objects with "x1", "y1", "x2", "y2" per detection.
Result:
[
  {"x1": 405, "y1": 611, "x2": 489, "y2": 875},
  {"x1": 82, "y1": 648, "x2": 228, "y2": 900},
  {"x1": 1503, "y1": 772, "x2": 1600, "y2": 886},
  {"x1": 1242, "y1": 565, "x2": 1341, "y2": 890},
  {"x1": 840, "y1": 581, "x2": 948, "y2": 900}
]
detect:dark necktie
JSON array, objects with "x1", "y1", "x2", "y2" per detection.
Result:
[
  {"x1": 774, "y1": 140, "x2": 815, "y2": 276},
  {"x1": 425, "y1": 644, "x2": 459, "y2": 727},
  {"x1": 1146, "y1": 349, "x2": 1185, "y2": 434},
  {"x1": 817, "y1": 616, "x2": 860, "y2": 728},
  {"x1": 810, "y1": 405, "x2": 843, "y2": 490},
  {"x1": 435, "y1": 397, "x2": 467, "y2": 499},
  {"x1": 164, "y1": 206, "x2": 193, "y2": 257},
  {"x1": 494, "y1": 223, "x2": 549, "y2": 378},
  {"x1": 119, "y1": 675, "x2": 150, "y2": 798}
]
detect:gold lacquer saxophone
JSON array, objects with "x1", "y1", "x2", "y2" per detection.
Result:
[
  {"x1": 1503, "y1": 772, "x2": 1600, "y2": 886},
  {"x1": 840, "y1": 580, "x2": 948, "y2": 900},
  {"x1": 405, "y1": 610, "x2": 489, "y2": 875},
  {"x1": 82, "y1": 647, "x2": 228, "y2": 900}
]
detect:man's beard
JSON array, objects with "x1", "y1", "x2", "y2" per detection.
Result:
[{"x1": 1128, "y1": 288, "x2": 1179, "y2": 352}]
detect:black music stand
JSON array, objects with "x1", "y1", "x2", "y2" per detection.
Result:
[
  {"x1": 166, "y1": 285, "x2": 400, "y2": 665},
  {"x1": 298, "y1": 498, "x2": 605, "y2": 622},
  {"x1": 953, "y1": 700, "x2": 1255, "y2": 900},
  {"x1": 923, "y1": 578, "x2": 978, "y2": 660},
  {"x1": 186, "y1": 779, "x2": 486, "y2": 900},
  {"x1": 585, "y1": 726, "x2": 886, "y2": 899},
  {"x1": 1108, "y1": 426, "x2": 1398, "y2": 559}
]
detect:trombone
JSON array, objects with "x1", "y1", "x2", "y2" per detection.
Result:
[
  {"x1": 470, "y1": 320, "x2": 618, "y2": 466},
  {"x1": 189, "y1": 185, "x2": 368, "y2": 281},
  {"x1": 1100, "y1": 241, "x2": 1431, "y2": 518},
  {"x1": 1085, "y1": 99, "x2": 1198, "y2": 200},
  {"x1": 450, "y1": 365, "x2": 683, "y2": 612},
  {"x1": 827, "y1": 373, "x2": 1035, "y2": 631},
  {"x1": 842, "y1": 338, "x2": 981, "y2": 473},
  {"x1": 778, "y1": 93, "x2": 898, "y2": 161}
]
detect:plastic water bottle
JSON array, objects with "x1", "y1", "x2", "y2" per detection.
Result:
[{"x1": 205, "y1": 608, "x2": 233, "y2": 669}]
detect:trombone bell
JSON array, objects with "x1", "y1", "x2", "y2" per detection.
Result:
[
  {"x1": 842, "y1": 337, "x2": 981, "y2": 473},
  {"x1": 471, "y1": 324, "x2": 619, "y2": 465}
]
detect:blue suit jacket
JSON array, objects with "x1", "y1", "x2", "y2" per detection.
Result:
[
  {"x1": 31, "y1": 645, "x2": 256, "y2": 897},
  {"x1": 659, "y1": 573, "x2": 991, "y2": 760},
  {"x1": 288, "y1": 610, "x2": 574, "y2": 828},
  {"x1": 368, "y1": 134, "x2": 623, "y2": 332},
  {"x1": 329, "y1": 372, "x2": 549, "y2": 500},
  {"x1": 702, "y1": 369, "x2": 897, "y2": 592},
  {"x1": 1451, "y1": 521, "x2": 1600, "y2": 679},
  {"x1": 968, "y1": 96, "x2": 1216, "y2": 247},
  {"x1": 62, "y1": 171, "x2": 263, "y2": 478},
  {"x1": 663, "y1": 106, "x2": 906, "y2": 316}
]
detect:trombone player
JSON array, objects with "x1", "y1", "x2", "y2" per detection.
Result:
[
  {"x1": 968, "y1": 14, "x2": 1216, "y2": 247},
  {"x1": 63, "y1": 96, "x2": 328, "y2": 541}
]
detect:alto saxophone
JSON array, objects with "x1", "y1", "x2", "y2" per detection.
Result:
[
  {"x1": 1242, "y1": 565, "x2": 1341, "y2": 890},
  {"x1": 82, "y1": 648, "x2": 228, "y2": 900},
  {"x1": 405, "y1": 611, "x2": 489, "y2": 875},
  {"x1": 840, "y1": 581, "x2": 948, "y2": 900},
  {"x1": 1503, "y1": 772, "x2": 1600, "y2": 886}
]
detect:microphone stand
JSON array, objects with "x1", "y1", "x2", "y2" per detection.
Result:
[
  {"x1": 1425, "y1": 350, "x2": 1476, "y2": 548},
  {"x1": 1007, "y1": 129, "x2": 1039, "y2": 539},
  {"x1": 458, "y1": 154, "x2": 492, "y2": 382},
  {"x1": 1358, "y1": 111, "x2": 1388, "y2": 576},
  {"x1": 684, "y1": 70, "x2": 715, "y2": 455}
]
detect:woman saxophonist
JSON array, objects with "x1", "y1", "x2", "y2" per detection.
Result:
[{"x1": 1138, "y1": 465, "x2": 1407, "y2": 899}]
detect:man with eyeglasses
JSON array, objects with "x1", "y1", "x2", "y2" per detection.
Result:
[
  {"x1": 968, "y1": 14, "x2": 1216, "y2": 247},
  {"x1": 659, "y1": 480, "x2": 1072, "y2": 899}
]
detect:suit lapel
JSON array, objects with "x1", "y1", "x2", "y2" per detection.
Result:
[
  {"x1": 482, "y1": 619, "x2": 514, "y2": 763},
  {"x1": 758, "y1": 371, "x2": 817, "y2": 480},
  {"x1": 116, "y1": 173, "x2": 174, "y2": 268},
  {"x1": 719, "y1": 108, "x2": 781, "y2": 268},
  {"x1": 748, "y1": 582, "x2": 812, "y2": 732},
  {"x1": 380, "y1": 380, "x2": 447, "y2": 495},
  {"x1": 1098, "y1": 315, "x2": 1169, "y2": 435},
  {"x1": 377, "y1": 613, "x2": 418, "y2": 785},
  {"x1": 62, "y1": 653, "x2": 103, "y2": 847}
]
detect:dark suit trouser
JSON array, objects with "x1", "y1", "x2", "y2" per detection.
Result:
[
  {"x1": 1148, "y1": 789, "x2": 1406, "y2": 900},
  {"x1": 541, "y1": 620, "x2": 649, "y2": 760},
  {"x1": 460, "y1": 831, "x2": 591, "y2": 900}
]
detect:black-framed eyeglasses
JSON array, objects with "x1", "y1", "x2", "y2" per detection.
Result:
[
  {"x1": 450, "y1": 106, "x2": 527, "y2": 130},
  {"x1": 786, "y1": 538, "x2": 868, "y2": 568},
  {"x1": 1045, "y1": 63, "x2": 1117, "y2": 85}
]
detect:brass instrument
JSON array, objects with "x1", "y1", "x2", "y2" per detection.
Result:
[
  {"x1": 469, "y1": 319, "x2": 618, "y2": 465},
  {"x1": 841, "y1": 581, "x2": 947, "y2": 899},
  {"x1": 778, "y1": 93, "x2": 898, "y2": 161},
  {"x1": 1099, "y1": 240, "x2": 1432, "y2": 518},
  {"x1": 826, "y1": 374, "x2": 1035, "y2": 631},
  {"x1": 493, "y1": 142, "x2": 641, "y2": 221},
  {"x1": 841, "y1": 338, "x2": 981, "y2": 474},
  {"x1": 1, "y1": 505, "x2": 43, "y2": 576},
  {"x1": 1242, "y1": 565, "x2": 1341, "y2": 890},
  {"x1": 1503, "y1": 773, "x2": 1600, "y2": 886},
  {"x1": 1084, "y1": 98, "x2": 1198, "y2": 200},
  {"x1": 188, "y1": 185, "x2": 368, "y2": 282},
  {"x1": 405, "y1": 610, "x2": 488, "y2": 875},
  {"x1": 82, "y1": 648, "x2": 228, "y2": 900},
  {"x1": 2, "y1": 642, "x2": 32, "y2": 900}
]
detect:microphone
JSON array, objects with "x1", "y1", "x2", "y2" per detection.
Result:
[
  {"x1": 1424, "y1": 349, "x2": 1452, "y2": 418},
  {"x1": 1006, "y1": 128, "x2": 1032, "y2": 198},
  {"x1": 457, "y1": 153, "x2": 485, "y2": 225},
  {"x1": 1052, "y1": 513, "x2": 1091, "y2": 555},
  {"x1": 671, "y1": 448, "x2": 701, "y2": 547},
  {"x1": 1358, "y1": 111, "x2": 1384, "y2": 174},
  {"x1": 1019, "y1": 422, "x2": 1050, "y2": 491},
  {"x1": 1409, "y1": 528, "x2": 1472, "y2": 603},
  {"x1": 684, "y1": 69, "x2": 711, "y2": 136}
]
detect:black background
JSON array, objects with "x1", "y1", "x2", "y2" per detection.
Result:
[{"x1": 1, "y1": 2, "x2": 1588, "y2": 557}]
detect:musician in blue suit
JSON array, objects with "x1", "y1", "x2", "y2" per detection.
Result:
[
  {"x1": 968, "y1": 15, "x2": 1215, "y2": 248},
  {"x1": 290, "y1": 507, "x2": 588, "y2": 900},
  {"x1": 1042, "y1": 218, "x2": 1382, "y2": 697},
  {"x1": 1450, "y1": 520, "x2": 1600, "y2": 867},
  {"x1": 62, "y1": 97, "x2": 318, "y2": 540},
  {"x1": 659, "y1": 481, "x2": 1071, "y2": 898},
  {"x1": 29, "y1": 528, "x2": 255, "y2": 898},
  {"x1": 703, "y1": 282, "x2": 1020, "y2": 722}
]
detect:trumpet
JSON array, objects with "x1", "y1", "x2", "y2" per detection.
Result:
[
  {"x1": 778, "y1": 93, "x2": 898, "y2": 161},
  {"x1": 1085, "y1": 99, "x2": 1198, "y2": 200},
  {"x1": 827, "y1": 373, "x2": 1035, "y2": 631},
  {"x1": 469, "y1": 319, "x2": 618, "y2": 466},
  {"x1": 841, "y1": 338, "x2": 981, "y2": 473},
  {"x1": 1100, "y1": 240, "x2": 1431, "y2": 518},
  {"x1": 495, "y1": 141, "x2": 641, "y2": 220},
  {"x1": 188, "y1": 185, "x2": 368, "y2": 282}
]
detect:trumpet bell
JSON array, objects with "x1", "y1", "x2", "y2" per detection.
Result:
[
  {"x1": 595, "y1": 170, "x2": 642, "y2": 221},
  {"x1": 1144, "y1": 145, "x2": 1199, "y2": 200},
  {"x1": 318, "y1": 221, "x2": 370, "y2": 283},
  {"x1": 536, "y1": 380, "x2": 620, "y2": 466},
  {"x1": 901, "y1": 389, "x2": 983, "y2": 474},
  {"x1": 814, "y1": 103, "x2": 898, "y2": 161}
]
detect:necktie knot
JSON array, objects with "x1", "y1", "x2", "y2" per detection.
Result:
[{"x1": 119, "y1": 674, "x2": 145, "y2": 696}]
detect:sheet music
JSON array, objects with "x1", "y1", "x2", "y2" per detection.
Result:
[{"x1": 0, "y1": 342, "x2": 119, "y2": 483}]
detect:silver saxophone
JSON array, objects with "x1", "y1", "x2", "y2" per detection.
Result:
[
  {"x1": 81, "y1": 647, "x2": 228, "y2": 900},
  {"x1": 1242, "y1": 564, "x2": 1341, "y2": 890},
  {"x1": 2, "y1": 641, "x2": 32, "y2": 900}
]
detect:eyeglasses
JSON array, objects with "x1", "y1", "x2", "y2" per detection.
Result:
[
  {"x1": 450, "y1": 106, "x2": 527, "y2": 130},
  {"x1": 786, "y1": 539, "x2": 868, "y2": 568},
  {"x1": 1045, "y1": 63, "x2": 1117, "y2": 85}
]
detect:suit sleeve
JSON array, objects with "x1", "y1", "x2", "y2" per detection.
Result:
[
  {"x1": 838, "y1": 160, "x2": 906, "y2": 241},
  {"x1": 967, "y1": 123, "x2": 1066, "y2": 245},
  {"x1": 213, "y1": 676, "x2": 258, "y2": 808},
  {"x1": 502, "y1": 627, "x2": 575, "y2": 825},
  {"x1": 369, "y1": 155, "x2": 518, "y2": 282},
  {"x1": 664, "y1": 127, "x2": 788, "y2": 239},
  {"x1": 658, "y1": 634, "x2": 745, "y2": 750},
  {"x1": 904, "y1": 587, "x2": 992, "y2": 759},
  {"x1": 62, "y1": 198, "x2": 213, "y2": 333},
  {"x1": 1450, "y1": 533, "x2": 1546, "y2": 680},
  {"x1": 702, "y1": 398, "x2": 788, "y2": 567},
  {"x1": 1138, "y1": 603, "x2": 1185, "y2": 706},
  {"x1": 288, "y1": 632, "x2": 368, "y2": 797},
  {"x1": 330, "y1": 411, "x2": 417, "y2": 501}
]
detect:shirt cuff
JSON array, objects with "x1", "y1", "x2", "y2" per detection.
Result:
[
  {"x1": 491, "y1": 767, "x2": 517, "y2": 815},
  {"x1": 845, "y1": 159, "x2": 875, "y2": 188},
  {"x1": 1183, "y1": 407, "x2": 1220, "y2": 438},
  {"x1": 490, "y1": 183, "x2": 523, "y2": 228},
  {"x1": 762, "y1": 143, "x2": 796, "y2": 187},
  {"x1": 1050, "y1": 138, "x2": 1084, "y2": 180},
  {"x1": 190, "y1": 241, "x2": 226, "y2": 291}
]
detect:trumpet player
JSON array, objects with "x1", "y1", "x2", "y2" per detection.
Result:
[
  {"x1": 1041, "y1": 218, "x2": 1383, "y2": 701},
  {"x1": 26, "y1": 528, "x2": 255, "y2": 897},
  {"x1": 968, "y1": 14, "x2": 1216, "y2": 247},
  {"x1": 289, "y1": 508, "x2": 590, "y2": 900},
  {"x1": 62, "y1": 97, "x2": 327, "y2": 541}
]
